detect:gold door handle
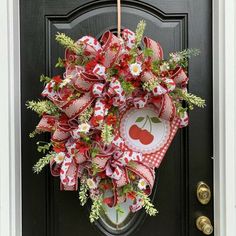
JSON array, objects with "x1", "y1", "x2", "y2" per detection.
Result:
[
  {"x1": 197, "y1": 182, "x2": 211, "y2": 205},
  {"x1": 196, "y1": 216, "x2": 213, "y2": 235}
]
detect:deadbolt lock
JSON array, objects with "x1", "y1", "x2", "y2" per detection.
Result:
[
  {"x1": 197, "y1": 182, "x2": 211, "y2": 205},
  {"x1": 196, "y1": 216, "x2": 213, "y2": 235}
]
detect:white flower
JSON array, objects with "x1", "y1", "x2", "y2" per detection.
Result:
[
  {"x1": 54, "y1": 152, "x2": 65, "y2": 164},
  {"x1": 86, "y1": 178, "x2": 97, "y2": 189},
  {"x1": 78, "y1": 123, "x2": 91, "y2": 133},
  {"x1": 129, "y1": 63, "x2": 142, "y2": 77},
  {"x1": 138, "y1": 179, "x2": 147, "y2": 190},
  {"x1": 160, "y1": 62, "x2": 170, "y2": 72},
  {"x1": 170, "y1": 53, "x2": 182, "y2": 63}
]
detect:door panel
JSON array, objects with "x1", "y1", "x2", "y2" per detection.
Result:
[{"x1": 21, "y1": 1, "x2": 213, "y2": 236}]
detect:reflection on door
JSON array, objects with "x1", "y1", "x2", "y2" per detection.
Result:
[{"x1": 101, "y1": 199, "x2": 134, "y2": 230}]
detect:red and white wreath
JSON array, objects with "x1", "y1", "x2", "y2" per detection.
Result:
[{"x1": 27, "y1": 21, "x2": 205, "y2": 222}]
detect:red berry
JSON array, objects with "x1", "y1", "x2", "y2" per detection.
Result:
[
  {"x1": 139, "y1": 129, "x2": 154, "y2": 145},
  {"x1": 129, "y1": 124, "x2": 141, "y2": 140}
]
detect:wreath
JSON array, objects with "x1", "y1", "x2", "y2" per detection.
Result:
[{"x1": 27, "y1": 21, "x2": 205, "y2": 222}]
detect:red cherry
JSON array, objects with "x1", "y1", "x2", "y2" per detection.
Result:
[
  {"x1": 129, "y1": 125, "x2": 141, "y2": 140},
  {"x1": 139, "y1": 129, "x2": 154, "y2": 145}
]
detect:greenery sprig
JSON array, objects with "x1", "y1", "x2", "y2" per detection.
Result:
[
  {"x1": 173, "y1": 88, "x2": 206, "y2": 110},
  {"x1": 136, "y1": 190, "x2": 158, "y2": 216},
  {"x1": 26, "y1": 100, "x2": 60, "y2": 116},
  {"x1": 169, "y1": 48, "x2": 200, "y2": 68},
  {"x1": 89, "y1": 195, "x2": 103, "y2": 223},
  {"x1": 79, "y1": 107, "x2": 94, "y2": 123},
  {"x1": 79, "y1": 182, "x2": 89, "y2": 206},
  {"x1": 56, "y1": 32, "x2": 83, "y2": 55},
  {"x1": 33, "y1": 152, "x2": 55, "y2": 174},
  {"x1": 142, "y1": 78, "x2": 159, "y2": 92},
  {"x1": 134, "y1": 20, "x2": 146, "y2": 47},
  {"x1": 101, "y1": 124, "x2": 114, "y2": 145},
  {"x1": 29, "y1": 129, "x2": 41, "y2": 138},
  {"x1": 36, "y1": 141, "x2": 52, "y2": 154},
  {"x1": 129, "y1": 20, "x2": 146, "y2": 62},
  {"x1": 121, "y1": 80, "x2": 135, "y2": 95},
  {"x1": 55, "y1": 57, "x2": 65, "y2": 68},
  {"x1": 40, "y1": 74, "x2": 51, "y2": 85}
]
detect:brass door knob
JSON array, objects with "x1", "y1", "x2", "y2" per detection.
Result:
[
  {"x1": 196, "y1": 216, "x2": 213, "y2": 235},
  {"x1": 197, "y1": 182, "x2": 211, "y2": 205}
]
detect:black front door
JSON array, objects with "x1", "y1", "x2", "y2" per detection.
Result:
[{"x1": 21, "y1": 0, "x2": 213, "y2": 235}]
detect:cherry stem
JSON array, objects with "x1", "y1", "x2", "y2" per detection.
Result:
[
  {"x1": 147, "y1": 116, "x2": 152, "y2": 133},
  {"x1": 141, "y1": 116, "x2": 148, "y2": 129}
]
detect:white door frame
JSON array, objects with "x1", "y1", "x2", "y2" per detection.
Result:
[
  {"x1": 0, "y1": 0, "x2": 235, "y2": 235},
  {"x1": 213, "y1": 0, "x2": 236, "y2": 235}
]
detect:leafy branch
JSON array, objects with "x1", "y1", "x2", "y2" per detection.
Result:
[
  {"x1": 129, "y1": 20, "x2": 146, "y2": 61},
  {"x1": 101, "y1": 124, "x2": 114, "y2": 145},
  {"x1": 55, "y1": 57, "x2": 65, "y2": 68},
  {"x1": 36, "y1": 141, "x2": 52, "y2": 154},
  {"x1": 173, "y1": 88, "x2": 206, "y2": 110},
  {"x1": 121, "y1": 80, "x2": 135, "y2": 95},
  {"x1": 79, "y1": 181, "x2": 89, "y2": 206},
  {"x1": 29, "y1": 129, "x2": 42, "y2": 138},
  {"x1": 26, "y1": 100, "x2": 60, "y2": 116},
  {"x1": 79, "y1": 107, "x2": 93, "y2": 123},
  {"x1": 136, "y1": 190, "x2": 158, "y2": 216},
  {"x1": 89, "y1": 195, "x2": 103, "y2": 223},
  {"x1": 33, "y1": 152, "x2": 55, "y2": 174},
  {"x1": 55, "y1": 32, "x2": 83, "y2": 55},
  {"x1": 142, "y1": 78, "x2": 159, "y2": 92},
  {"x1": 169, "y1": 48, "x2": 200, "y2": 68}
]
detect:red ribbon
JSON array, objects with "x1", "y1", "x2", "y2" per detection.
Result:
[{"x1": 36, "y1": 28, "x2": 190, "y2": 193}]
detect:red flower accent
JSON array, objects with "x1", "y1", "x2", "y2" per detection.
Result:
[
  {"x1": 144, "y1": 60, "x2": 152, "y2": 71},
  {"x1": 93, "y1": 133, "x2": 102, "y2": 142},
  {"x1": 160, "y1": 71, "x2": 168, "y2": 77},
  {"x1": 127, "y1": 191, "x2": 136, "y2": 201},
  {"x1": 85, "y1": 60, "x2": 97, "y2": 72},
  {"x1": 91, "y1": 115, "x2": 103, "y2": 127},
  {"x1": 131, "y1": 80, "x2": 142, "y2": 87},
  {"x1": 47, "y1": 117, "x2": 55, "y2": 126},
  {"x1": 53, "y1": 143, "x2": 66, "y2": 153},
  {"x1": 52, "y1": 75, "x2": 62, "y2": 84},
  {"x1": 110, "y1": 43, "x2": 120, "y2": 52},
  {"x1": 98, "y1": 171, "x2": 107, "y2": 179},
  {"x1": 95, "y1": 53, "x2": 105, "y2": 63},
  {"x1": 59, "y1": 113, "x2": 69, "y2": 124},
  {"x1": 122, "y1": 53, "x2": 131, "y2": 62},
  {"x1": 75, "y1": 141, "x2": 89, "y2": 154},
  {"x1": 105, "y1": 114, "x2": 117, "y2": 125},
  {"x1": 60, "y1": 87, "x2": 73, "y2": 100}
]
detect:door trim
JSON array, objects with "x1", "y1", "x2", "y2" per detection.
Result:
[
  {"x1": 213, "y1": 0, "x2": 236, "y2": 236},
  {"x1": 0, "y1": 0, "x2": 235, "y2": 236},
  {"x1": 0, "y1": 0, "x2": 21, "y2": 236}
]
